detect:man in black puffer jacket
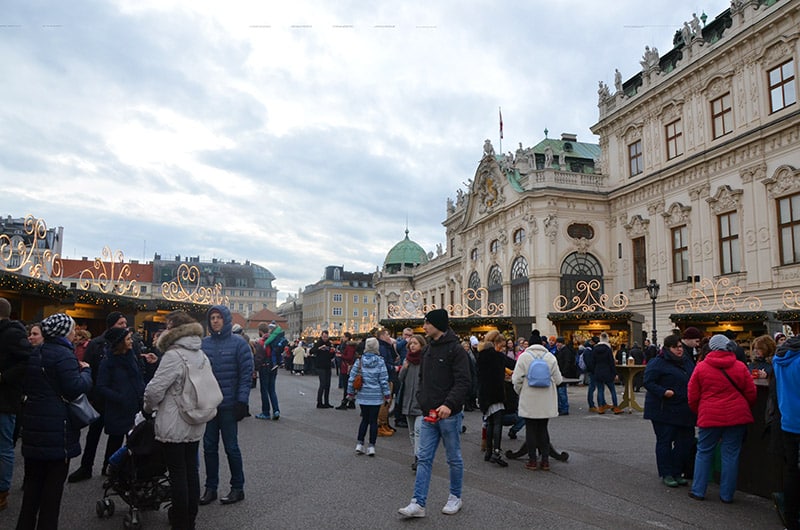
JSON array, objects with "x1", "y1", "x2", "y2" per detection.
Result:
[{"x1": 0, "y1": 297, "x2": 32, "y2": 509}]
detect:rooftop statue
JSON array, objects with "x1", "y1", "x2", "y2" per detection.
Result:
[
  {"x1": 614, "y1": 69, "x2": 622, "y2": 92},
  {"x1": 483, "y1": 139, "x2": 495, "y2": 158}
]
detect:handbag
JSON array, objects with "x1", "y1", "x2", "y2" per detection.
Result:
[
  {"x1": 353, "y1": 359, "x2": 363, "y2": 391},
  {"x1": 41, "y1": 367, "x2": 100, "y2": 429}
]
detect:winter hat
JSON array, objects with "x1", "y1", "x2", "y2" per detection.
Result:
[
  {"x1": 424, "y1": 309, "x2": 449, "y2": 332},
  {"x1": 105, "y1": 311, "x2": 126, "y2": 329},
  {"x1": 105, "y1": 326, "x2": 131, "y2": 350},
  {"x1": 775, "y1": 332, "x2": 786, "y2": 341},
  {"x1": 556, "y1": 336, "x2": 566, "y2": 344},
  {"x1": 364, "y1": 337, "x2": 379, "y2": 353},
  {"x1": 41, "y1": 313, "x2": 76, "y2": 338},
  {"x1": 232, "y1": 324, "x2": 244, "y2": 335},
  {"x1": 469, "y1": 335, "x2": 479, "y2": 347},
  {"x1": 709, "y1": 334, "x2": 732, "y2": 352},
  {"x1": 682, "y1": 326, "x2": 703, "y2": 340},
  {"x1": 268, "y1": 320, "x2": 277, "y2": 329}
]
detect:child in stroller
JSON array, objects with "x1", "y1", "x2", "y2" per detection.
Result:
[{"x1": 96, "y1": 413, "x2": 171, "y2": 530}]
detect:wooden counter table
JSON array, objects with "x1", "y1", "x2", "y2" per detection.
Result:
[{"x1": 616, "y1": 364, "x2": 646, "y2": 412}]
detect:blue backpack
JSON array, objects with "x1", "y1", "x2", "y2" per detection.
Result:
[{"x1": 526, "y1": 352, "x2": 551, "y2": 387}]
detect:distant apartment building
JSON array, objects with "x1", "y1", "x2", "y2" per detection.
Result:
[
  {"x1": 0, "y1": 215, "x2": 63, "y2": 276},
  {"x1": 301, "y1": 265, "x2": 376, "y2": 337},
  {"x1": 276, "y1": 292, "x2": 303, "y2": 341}
]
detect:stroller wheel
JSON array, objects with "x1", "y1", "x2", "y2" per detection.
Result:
[
  {"x1": 95, "y1": 500, "x2": 105, "y2": 518},
  {"x1": 123, "y1": 511, "x2": 141, "y2": 530},
  {"x1": 96, "y1": 498, "x2": 115, "y2": 518}
]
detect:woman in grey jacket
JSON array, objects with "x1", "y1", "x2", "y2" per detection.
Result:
[
  {"x1": 398, "y1": 334, "x2": 426, "y2": 470},
  {"x1": 144, "y1": 311, "x2": 213, "y2": 530}
]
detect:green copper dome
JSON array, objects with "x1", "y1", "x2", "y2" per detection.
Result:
[{"x1": 384, "y1": 230, "x2": 428, "y2": 273}]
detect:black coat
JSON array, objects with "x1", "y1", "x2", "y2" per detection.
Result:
[
  {"x1": 476, "y1": 346, "x2": 506, "y2": 413},
  {"x1": 555, "y1": 344, "x2": 577, "y2": 379},
  {"x1": 96, "y1": 350, "x2": 145, "y2": 436},
  {"x1": 590, "y1": 343, "x2": 617, "y2": 384},
  {"x1": 0, "y1": 318, "x2": 32, "y2": 414},
  {"x1": 416, "y1": 329, "x2": 471, "y2": 413},
  {"x1": 643, "y1": 350, "x2": 696, "y2": 427},
  {"x1": 21, "y1": 338, "x2": 92, "y2": 460}
]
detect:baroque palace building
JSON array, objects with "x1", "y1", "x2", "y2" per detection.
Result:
[{"x1": 375, "y1": 0, "x2": 800, "y2": 349}]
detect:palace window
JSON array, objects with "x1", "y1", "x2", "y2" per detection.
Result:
[
  {"x1": 487, "y1": 265, "x2": 503, "y2": 308},
  {"x1": 353, "y1": 309, "x2": 358, "y2": 317},
  {"x1": 513, "y1": 228, "x2": 525, "y2": 244},
  {"x1": 470, "y1": 248, "x2": 478, "y2": 260},
  {"x1": 665, "y1": 119, "x2": 683, "y2": 160},
  {"x1": 560, "y1": 252, "x2": 603, "y2": 300},
  {"x1": 333, "y1": 293, "x2": 342, "y2": 302},
  {"x1": 778, "y1": 192, "x2": 800, "y2": 265},
  {"x1": 490, "y1": 239, "x2": 499, "y2": 254},
  {"x1": 510, "y1": 257, "x2": 529, "y2": 317},
  {"x1": 672, "y1": 225, "x2": 689, "y2": 283},
  {"x1": 467, "y1": 271, "x2": 481, "y2": 313},
  {"x1": 353, "y1": 295, "x2": 359, "y2": 303},
  {"x1": 769, "y1": 59, "x2": 796, "y2": 113},
  {"x1": 711, "y1": 93, "x2": 733, "y2": 139},
  {"x1": 628, "y1": 140, "x2": 643, "y2": 177},
  {"x1": 332, "y1": 307, "x2": 342, "y2": 316},
  {"x1": 719, "y1": 212, "x2": 740, "y2": 274},
  {"x1": 632, "y1": 236, "x2": 647, "y2": 289}
]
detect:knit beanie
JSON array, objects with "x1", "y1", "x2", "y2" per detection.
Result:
[
  {"x1": 364, "y1": 337, "x2": 379, "y2": 353},
  {"x1": 682, "y1": 326, "x2": 703, "y2": 340},
  {"x1": 424, "y1": 309, "x2": 449, "y2": 332},
  {"x1": 105, "y1": 326, "x2": 131, "y2": 350},
  {"x1": 709, "y1": 334, "x2": 732, "y2": 352},
  {"x1": 41, "y1": 313, "x2": 76, "y2": 338},
  {"x1": 105, "y1": 311, "x2": 126, "y2": 329}
]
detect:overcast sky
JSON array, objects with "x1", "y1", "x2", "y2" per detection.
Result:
[{"x1": 1, "y1": 1, "x2": 728, "y2": 302}]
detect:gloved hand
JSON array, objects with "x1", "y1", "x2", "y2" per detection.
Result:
[
  {"x1": 233, "y1": 401, "x2": 250, "y2": 422},
  {"x1": 346, "y1": 394, "x2": 355, "y2": 402}
]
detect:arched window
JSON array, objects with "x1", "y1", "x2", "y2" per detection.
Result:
[
  {"x1": 510, "y1": 256, "x2": 529, "y2": 317},
  {"x1": 513, "y1": 228, "x2": 525, "y2": 244},
  {"x1": 490, "y1": 239, "x2": 499, "y2": 254},
  {"x1": 467, "y1": 271, "x2": 481, "y2": 313},
  {"x1": 470, "y1": 248, "x2": 478, "y2": 261},
  {"x1": 560, "y1": 252, "x2": 604, "y2": 301},
  {"x1": 487, "y1": 265, "x2": 503, "y2": 308}
]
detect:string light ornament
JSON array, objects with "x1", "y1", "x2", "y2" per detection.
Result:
[
  {"x1": 78, "y1": 246, "x2": 141, "y2": 297},
  {"x1": 0, "y1": 215, "x2": 63, "y2": 281},
  {"x1": 161, "y1": 263, "x2": 229, "y2": 305},
  {"x1": 387, "y1": 288, "x2": 505, "y2": 318},
  {"x1": 552, "y1": 279, "x2": 629, "y2": 313},
  {"x1": 674, "y1": 276, "x2": 762, "y2": 313}
]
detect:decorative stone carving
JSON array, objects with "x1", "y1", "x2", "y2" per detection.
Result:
[
  {"x1": 688, "y1": 183, "x2": 710, "y2": 201},
  {"x1": 623, "y1": 214, "x2": 650, "y2": 238},
  {"x1": 762, "y1": 165, "x2": 800, "y2": 198},
  {"x1": 573, "y1": 237, "x2": 592, "y2": 254},
  {"x1": 543, "y1": 214, "x2": 559, "y2": 243},
  {"x1": 661, "y1": 202, "x2": 692, "y2": 227},
  {"x1": 706, "y1": 185, "x2": 744, "y2": 214},
  {"x1": 647, "y1": 201, "x2": 664, "y2": 216},
  {"x1": 764, "y1": 42, "x2": 791, "y2": 66},
  {"x1": 498, "y1": 228, "x2": 508, "y2": 246},
  {"x1": 483, "y1": 139, "x2": 495, "y2": 158}
]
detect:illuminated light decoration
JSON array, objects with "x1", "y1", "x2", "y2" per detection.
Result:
[
  {"x1": 387, "y1": 288, "x2": 505, "y2": 319},
  {"x1": 673, "y1": 276, "x2": 761, "y2": 314},
  {"x1": 782, "y1": 289, "x2": 800, "y2": 310},
  {"x1": 0, "y1": 270, "x2": 70, "y2": 299},
  {"x1": 0, "y1": 215, "x2": 63, "y2": 281},
  {"x1": 78, "y1": 246, "x2": 141, "y2": 298},
  {"x1": 552, "y1": 279, "x2": 629, "y2": 313},
  {"x1": 161, "y1": 263, "x2": 229, "y2": 306},
  {"x1": 301, "y1": 312, "x2": 379, "y2": 339}
]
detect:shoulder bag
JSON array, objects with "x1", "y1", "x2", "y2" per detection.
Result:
[
  {"x1": 353, "y1": 359, "x2": 363, "y2": 391},
  {"x1": 41, "y1": 367, "x2": 100, "y2": 429}
]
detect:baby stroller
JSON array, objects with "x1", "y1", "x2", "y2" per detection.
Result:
[{"x1": 96, "y1": 416, "x2": 171, "y2": 530}]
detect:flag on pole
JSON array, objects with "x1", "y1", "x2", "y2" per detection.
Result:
[{"x1": 499, "y1": 107, "x2": 503, "y2": 139}]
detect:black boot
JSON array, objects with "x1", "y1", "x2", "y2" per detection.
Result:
[
  {"x1": 335, "y1": 399, "x2": 349, "y2": 410},
  {"x1": 199, "y1": 489, "x2": 217, "y2": 506}
]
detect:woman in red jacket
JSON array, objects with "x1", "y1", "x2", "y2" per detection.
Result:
[{"x1": 687, "y1": 334, "x2": 756, "y2": 503}]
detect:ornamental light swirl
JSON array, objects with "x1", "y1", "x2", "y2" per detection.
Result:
[
  {"x1": 161, "y1": 263, "x2": 228, "y2": 305},
  {"x1": 0, "y1": 215, "x2": 63, "y2": 281},
  {"x1": 783, "y1": 289, "x2": 800, "y2": 310},
  {"x1": 78, "y1": 246, "x2": 141, "y2": 297},
  {"x1": 674, "y1": 276, "x2": 762, "y2": 314},
  {"x1": 552, "y1": 279, "x2": 628, "y2": 313}
]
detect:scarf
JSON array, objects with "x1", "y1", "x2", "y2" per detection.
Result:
[{"x1": 406, "y1": 347, "x2": 422, "y2": 365}]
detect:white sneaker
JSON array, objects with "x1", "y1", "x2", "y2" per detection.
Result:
[
  {"x1": 355, "y1": 443, "x2": 365, "y2": 455},
  {"x1": 367, "y1": 445, "x2": 376, "y2": 457},
  {"x1": 441, "y1": 494, "x2": 462, "y2": 515},
  {"x1": 398, "y1": 501, "x2": 426, "y2": 518}
]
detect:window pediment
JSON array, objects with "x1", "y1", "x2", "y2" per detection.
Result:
[
  {"x1": 762, "y1": 165, "x2": 800, "y2": 199},
  {"x1": 623, "y1": 214, "x2": 650, "y2": 238},
  {"x1": 706, "y1": 185, "x2": 743, "y2": 214},
  {"x1": 661, "y1": 202, "x2": 692, "y2": 227}
]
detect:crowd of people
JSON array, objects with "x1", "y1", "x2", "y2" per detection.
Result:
[{"x1": 2, "y1": 297, "x2": 799, "y2": 527}]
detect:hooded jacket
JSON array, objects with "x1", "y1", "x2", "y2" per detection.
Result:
[
  {"x1": 0, "y1": 318, "x2": 32, "y2": 414},
  {"x1": 643, "y1": 349, "x2": 696, "y2": 427},
  {"x1": 773, "y1": 335, "x2": 800, "y2": 434},
  {"x1": 476, "y1": 345, "x2": 507, "y2": 413},
  {"x1": 590, "y1": 341, "x2": 617, "y2": 384},
  {"x1": 96, "y1": 346, "x2": 145, "y2": 436},
  {"x1": 144, "y1": 322, "x2": 209, "y2": 443},
  {"x1": 416, "y1": 328, "x2": 470, "y2": 414},
  {"x1": 512, "y1": 344, "x2": 563, "y2": 419},
  {"x1": 21, "y1": 337, "x2": 92, "y2": 460},
  {"x1": 347, "y1": 350, "x2": 390, "y2": 406},
  {"x1": 688, "y1": 349, "x2": 756, "y2": 428},
  {"x1": 254, "y1": 325, "x2": 286, "y2": 369},
  {"x1": 201, "y1": 305, "x2": 254, "y2": 408}
]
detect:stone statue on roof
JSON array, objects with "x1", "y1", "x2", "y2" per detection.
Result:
[
  {"x1": 597, "y1": 80, "x2": 611, "y2": 104},
  {"x1": 690, "y1": 13, "x2": 701, "y2": 35},
  {"x1": 483, "y1": 139, "x2": 495, "y2": 158},
  {"x1": 544, "y1": 145, "x2": 554, "y2": 168},
  {"x1": 614, "y1": 69, "x2": 622, "y2": 92},
  {"x1": 681, "y1": 21, "x2": 692, "y2": 45},
  {"x1": 558, "y1": 151, "x2": 566, "y2": 170},
  {"x1": 640, "y1": 46, "x2": 660, "y2": 71}
]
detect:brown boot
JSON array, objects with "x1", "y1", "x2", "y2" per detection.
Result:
[{"x1": 0, "y1": 490, "x2": 8, "y2": 511}]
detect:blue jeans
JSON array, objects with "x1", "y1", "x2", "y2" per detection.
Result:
[
  {"x1": 557, "y1": 384, "x2": 569, "y2": 414},
  {"x1": 203, "y1": 408, "x2": 244, "y2": 491},
  {"x1": 502, "y1": 413, "x2": 525, "y2": 434},
  {"x1": 413, "y1": 412, "x2": 463, "y2": 508},
  {"x1": 651, "y1": 421, "x2": 694, "y2": 478},
  {"x1": 691, "y1": 425, "x2": 746, "y2": 501},
  {"x1": 596, "y1": 380, "x2": 618, "y2": 407},
  {"x1": 0, "y1": 413, "x2": 15, "y2": 491},
  {"x1": 586, "y1": 373, "x2": 597, "y2": 408},
  {"x1": 358, "y1": 405, "x2": 380, "y2": 445},
  {"x1": 258, "y1": 366, "x2": 279, "y2": 416}
]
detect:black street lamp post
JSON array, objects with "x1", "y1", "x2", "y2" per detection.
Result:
[{"x1": 646, "y1": 279, "x2": 660, "y2": 347}]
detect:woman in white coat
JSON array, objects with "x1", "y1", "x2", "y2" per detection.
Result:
[
  {"x1": 143, "y1": 311, "x2": 209, "y2": 530},
  {"x1": 512, "y1": 343, "x2": 563, "y2": 471}
]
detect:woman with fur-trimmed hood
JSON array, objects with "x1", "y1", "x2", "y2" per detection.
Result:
[{"x1": 144, "y1": 311, "x2": 214, "y2": 530}]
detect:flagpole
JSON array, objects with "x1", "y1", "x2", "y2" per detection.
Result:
[{"x1": 498, "y1": 107, "x2": 503, "y2": 154}]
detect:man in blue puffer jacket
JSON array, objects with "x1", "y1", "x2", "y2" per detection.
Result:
[{"x1": 199, "y1": 305, "x2": 253, "y2": 506}]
